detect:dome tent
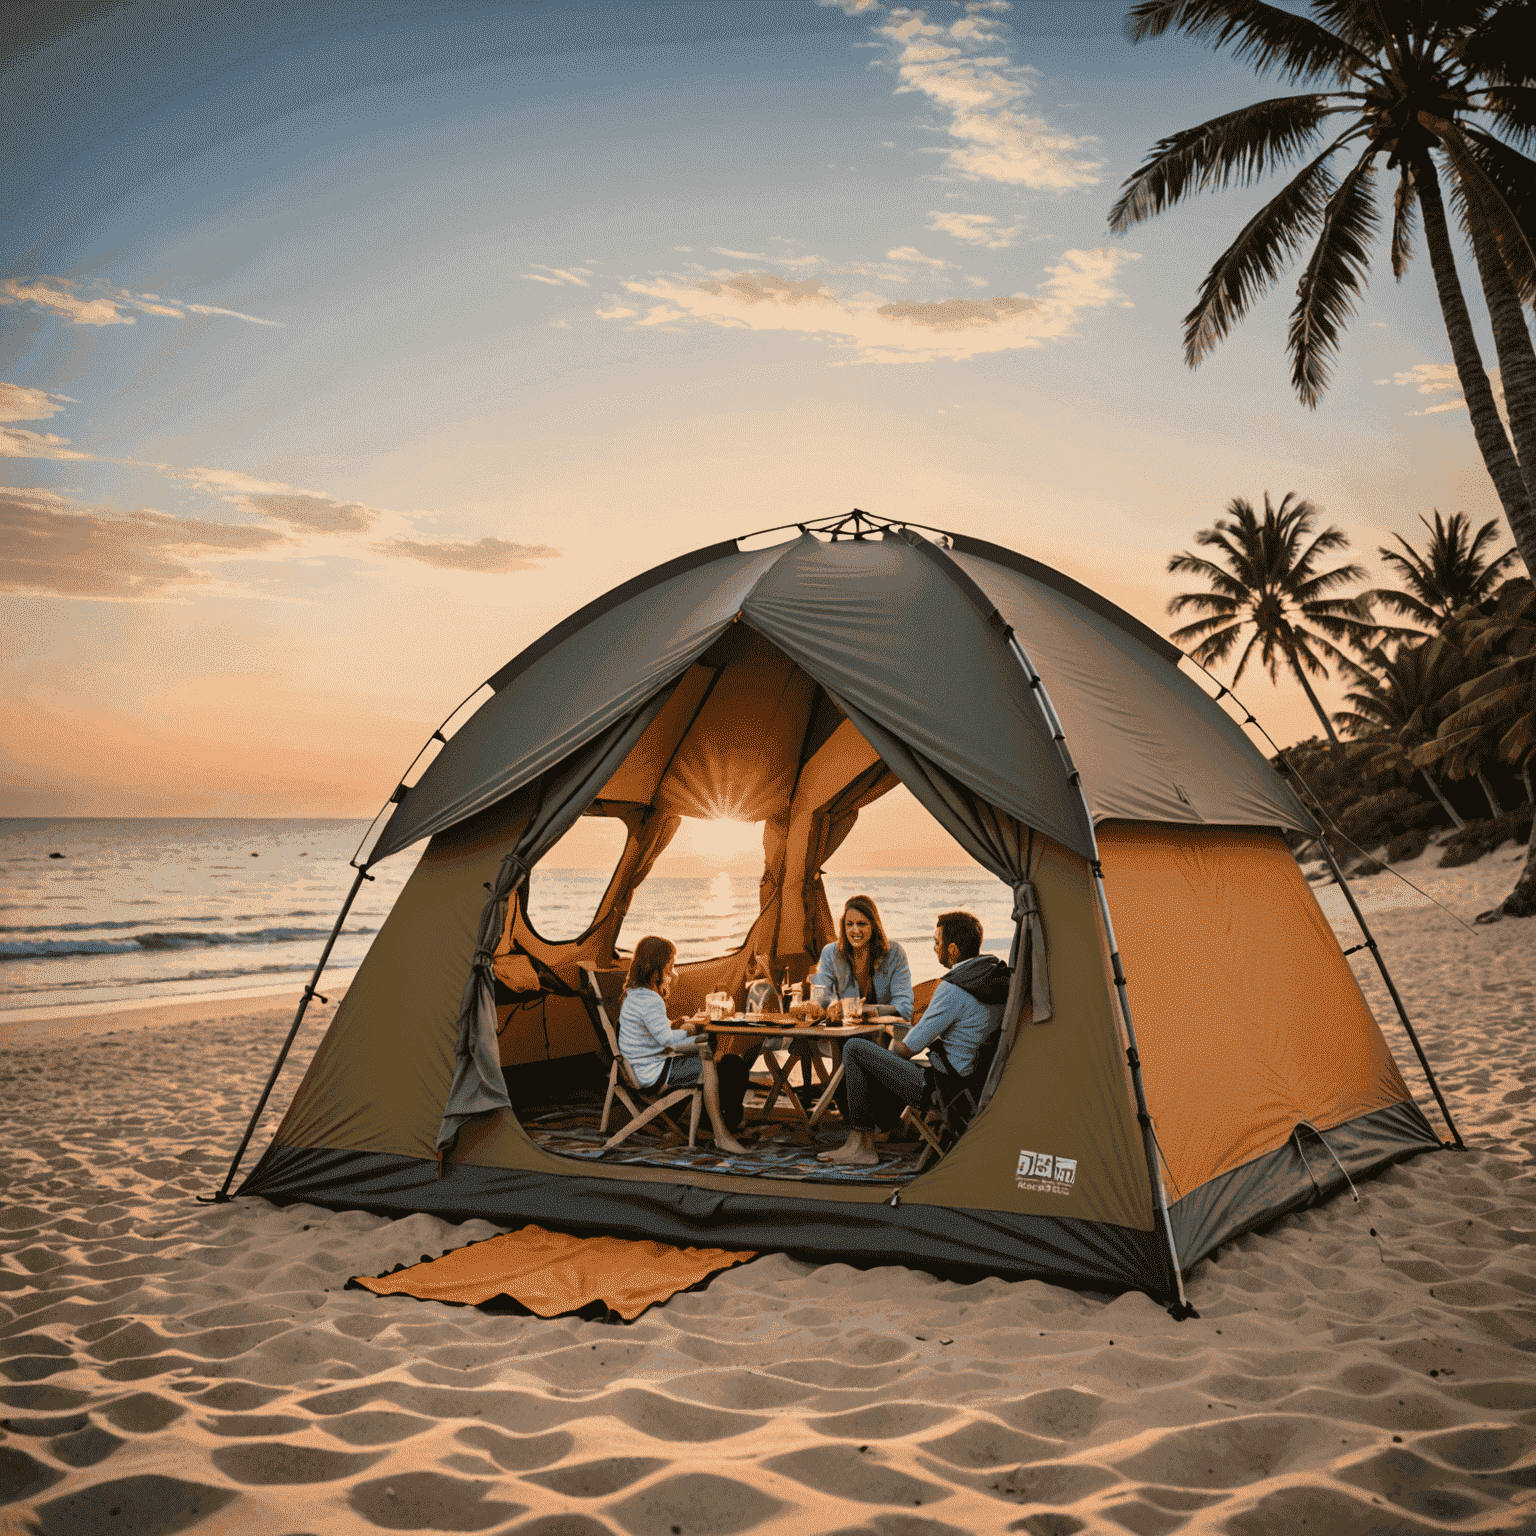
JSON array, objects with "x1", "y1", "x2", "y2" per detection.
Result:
[{"x1": 225, "y1": 512, "x2": 1456, "y2": 1313}]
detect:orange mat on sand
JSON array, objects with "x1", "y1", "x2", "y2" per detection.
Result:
[{"x1": 352, "y1": 1224, "x2": 756, "y2": 1321}]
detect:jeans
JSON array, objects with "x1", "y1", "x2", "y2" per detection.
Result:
[
  {"x1": 841, "y1": 1036, "x2": 925, "y2": 1132},
  {"x1": 661, "y1": 1051, "x2": 748, "y2": 1131}
]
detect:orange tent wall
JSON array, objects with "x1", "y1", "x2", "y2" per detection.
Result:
[{"x1": 1097, "y1": 823, "x2": 1415, "y2": 1198}]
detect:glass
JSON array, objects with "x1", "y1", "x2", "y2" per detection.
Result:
[
  {"x1": 809, "y1": 983, "x2": 830, "y2": 1010},
  {"x1": 841, "y1": 992, "x2": 864, "y2": 1025},
  {"x1": 746, "y1": 979, "x2": 777, "y2": 1018},
  {"x1": 705, "y1": 991, "x2": 734, "y2": 1021}
]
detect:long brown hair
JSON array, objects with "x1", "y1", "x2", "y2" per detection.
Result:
[
  {"x1": 625, "y1": 935, "x2": 676, "y2": 994},
  {"x1": 838, "y1": 894, "x2": 889, "y2": 974}
]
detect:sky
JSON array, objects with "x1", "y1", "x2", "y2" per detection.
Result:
[{"x1": 2, "y1": 0, "x2": 1519, "y2": 862}]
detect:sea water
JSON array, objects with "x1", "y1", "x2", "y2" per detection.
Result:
[{"x1": 1, "y1": 818, "x2": 1011, "y2": 1015}]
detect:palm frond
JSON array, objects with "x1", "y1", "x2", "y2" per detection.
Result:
[
  {"x1": 1452, "y1": 3, "x2": 1536, "y2": 89},
  {"x1": 1167, "y1": 550, "x2": 1251, "y2": 600},
  {"x1": 1390, "y1": 161, "x2": 1416, "y2": 279},
  {"x1": 1288, "y1": 147, "x2": 1380, "y2": 406},
  {"x1": 1452, "y1": 125, "x2": 1536, "y2": 302},
  {"x1": 1108, "y1": 95, "x2": 1336, "y2": 232},
  {"x1": 1182, "y1": 138, "x2": 1352, "y2": 366},
  {"x1": 1124, "y1": 0, "x2": 1371, "y2": 84},
  {"x1": 1292, "y1": 564, "x2": 1371, "y2": 602},
  {"x1": 1428, "y1": 113, "x2": 1536, "y2": 303},
  {"x1": 1476, "y1": 85, "x2": 1536, "y2": 150}
]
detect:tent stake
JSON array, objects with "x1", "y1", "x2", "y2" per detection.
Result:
[
  {"x1": 1317, "y1": 840, "x2": 1464, "y2": 1149},
  {"x1": 204, "y1": 865, "x2": 370, "y2": 1202},
  {"x1": 1001, "y1": 634, "x2": 1197, "y2": 1319}
]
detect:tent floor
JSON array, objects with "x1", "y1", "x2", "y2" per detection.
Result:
[{"x1": 520, "y1": 1102, "x2": 922, "y2": 1186}]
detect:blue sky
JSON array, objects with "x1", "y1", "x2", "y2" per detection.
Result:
[{"x1": 1, "y1": 0, "x2": 1513, "y2": 822}]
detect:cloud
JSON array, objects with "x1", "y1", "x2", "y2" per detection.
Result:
[
  {"x1": 819, "y1": 0, "x2": 883, "y2": 13},
  {"x1": 596, "y1": 303, "x2": 638, "y2": 319},
  {"x1": 0, "y1": 383, "x2": 89, "y2": 459},
  {"x1": 0, "y1": 384, "x2": 67, "y2": 424},
  {"x1": 0, "y1": 487, "x2": 285, "y2": 600},
  {"x1": 1, "y1": 277, "x2": 134, "y2": 327},
  {"x1": 605, "y1": 246, "x2": 1136, "y2": 363},
  {"x1": 1, "y1": 426, "x2": 92, "y2": 461},
  {"x1": 695, "y1": 274, "x2": 841, "y2": 308},
  {"x1": 1383, "y1": 363, "x2": 1460, "y2": 395},
  {"x1": 877, "y1": 293, "x2": 1036, "y2": 331},
  {"x1": 886, "y1": 246, "x2": 948, "y2": 266},
  {"x1": 868, "y1": 4, "x2": 1100, "y2": 189},
  {"x1": 183, "y1": 303, "x2": 283, "y2": 327},
  {"x1": 1378, "y1": 361, "x2": 1508, "y2": 423},
  {"x1": 523, "y1": 265, "x2": 592, "y2": 288},
  {"x1": 0, "y1": 275, "x2": 280, "y2": 328},
  {"x1": 926, "y1": 209, "x2": 1016, "y2": 247},
  {"x1": 712, "y1": 248, "x2": 770, "y2": 260},
  {"x1": 376, "y1": 536, "x2": 559, "y2": 573},
  {"x1": 237, "y1": 492, "x2": 382, "y2": 534}
]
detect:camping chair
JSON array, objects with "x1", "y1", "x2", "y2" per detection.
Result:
[
  {"x1": 901, "y1": 1028, "x2": 1001, "y2": 1172},
  {"x1": 578, "y1": 965, "x2": 704, "y2": 1151}
]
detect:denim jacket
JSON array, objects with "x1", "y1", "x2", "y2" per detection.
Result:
[{"x1": 810, "y1": 941, "x2": 914, "y2": 1019}]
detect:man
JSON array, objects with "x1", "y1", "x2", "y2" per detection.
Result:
[{"x1": 817, "y1": 909, "x2": 1010, "y2": 1167}]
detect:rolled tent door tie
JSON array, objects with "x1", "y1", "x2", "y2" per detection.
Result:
[
  {"x1": 434, "y1": 852, "x2": 530, "y2": 1168},
  {"x1": 1012, "y1": 879, "x2": 1052, "y2": 1025}
]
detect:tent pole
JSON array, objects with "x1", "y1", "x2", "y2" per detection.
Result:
[
  {"x1": 1317, "y1": 839, "x2": 1464, "y2": 1148},
  {"x1": 204, "y1": 865, "x2": 370, "y2": 1202},
  {"x1": 1002, "y1": 634, "x2": 1197, "y2": 1318}
]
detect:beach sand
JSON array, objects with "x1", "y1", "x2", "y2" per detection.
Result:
[{"x1": 3, "y1": 847, "x2": 1535, "y2": 1535}]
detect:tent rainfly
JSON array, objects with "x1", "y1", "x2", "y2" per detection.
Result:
[{"x1": 222, "y1": 512, "x2": 1458, "y2": 1315}]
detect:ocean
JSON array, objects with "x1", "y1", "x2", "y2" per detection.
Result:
[{"x1": 1, "y1": 819, "x2": 1012, "y2": 1016}]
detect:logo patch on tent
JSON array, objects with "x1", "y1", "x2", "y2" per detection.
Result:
[{"x1": 1016, "y1": 1150, "x2": 1076, "y2": 1194}]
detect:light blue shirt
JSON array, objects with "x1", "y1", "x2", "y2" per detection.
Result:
[
  {"x1": 902, "y1": 977, "x2": 1002, "y2": 1077},
  {"x1": 618, "y1": 987, "x2": 693, "y2": 1089},
  {"x1": 810, "y1": 941, "x2": 914, "y2": 1020}
]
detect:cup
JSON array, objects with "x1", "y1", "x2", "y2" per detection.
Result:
[
  {"x1": 842, "y1": 993, "x2": 863, "y2": 1025},
  {"x1": 809, "y1": 984, "x2": 830, "y2": 1010}
]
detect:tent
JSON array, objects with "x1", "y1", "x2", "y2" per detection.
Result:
[{"x1": 228, "y1": 513, "x2": 1457, "y2": 1313}]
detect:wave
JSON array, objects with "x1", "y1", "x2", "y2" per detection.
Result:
[{"x1": 0, "y1": 925, "x2": 375, "y2": 962}]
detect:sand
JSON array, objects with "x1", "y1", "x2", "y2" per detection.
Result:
[{"x1": 3, "y1": 846, "x2": 1535, "y2": 1535}]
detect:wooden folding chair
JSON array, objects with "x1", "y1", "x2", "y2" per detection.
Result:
[{"x1": 579, "y1": 966, "x2": 704, "y2": 1151}]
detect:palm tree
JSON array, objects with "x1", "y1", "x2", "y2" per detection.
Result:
[
  {"x1": 1108, "y1": 0, "x2": 1536, "y2": 574},
  {"x1": 1113, "y1": 0, "x2": 1536, "y2": 920},
  {"x1": 1168, "y1": 492, "x2": 1375, "y2": 742},
  {"x1": 1367, "y1": 509, "x2": 1520, "y2": 636},
  {"x1": 1335, "y1": 638, "x2": 1470, "y2": 825},
  {"x1": 1423, "y1": 577, "x2": 1536, "y2": 801}
]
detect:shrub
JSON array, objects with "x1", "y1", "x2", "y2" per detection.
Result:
[
  {"x1": 1386, "y1": 828, "x2": 1431, "y2": 863},
  {"x1": 1437, "y1": 804, "x2": 1533, "y2": 868}
]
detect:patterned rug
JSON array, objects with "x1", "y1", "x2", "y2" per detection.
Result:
[{"x1": 522, "y1": 1107, "x2": 920, "y2": 1186}]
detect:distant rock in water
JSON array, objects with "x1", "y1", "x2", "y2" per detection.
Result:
[
  {"x1": 251, "y1": 852, "x2": 259, "y2": 857},
  {"x1": 49, "y1": 851, "x2": 64, "y2": 859}
]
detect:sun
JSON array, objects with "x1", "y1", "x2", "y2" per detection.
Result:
[{"x1": 687, "y1": 816, "x2": 763, "y2": 861}]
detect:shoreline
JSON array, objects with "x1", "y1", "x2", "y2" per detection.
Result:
[{"x1": 0, "y1": 983, "x2": 348, "y2": 1049}]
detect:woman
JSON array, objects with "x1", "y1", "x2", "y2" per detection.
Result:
[
  {"x1": 811, "y1": 895, "x2": 914, "y2": 1022},
  {"x1": 618, "y1": 935, "x2": 749, "y2": 1154}
]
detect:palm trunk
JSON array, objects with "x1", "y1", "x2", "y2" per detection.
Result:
[
  {"x1": 1414, "y1": 156, "x2": 1532, "y2": 531},
  {"x1": 1419, "y1": 766, "x2": 1466, "y2": 829},
  {"x1": 1476, "y1": 766, "x2": 1504, "y2": 818},
  {"x1": 1289, "y1": 655, "x2": 1339, "y2": 744},
  {"x1": 1464, "y1": 206, "x2": 1536, "y2": 573}
]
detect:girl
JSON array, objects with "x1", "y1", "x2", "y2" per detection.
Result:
[{"x1": 619, "y1": 935, "x2": 749, "y2": 1154}]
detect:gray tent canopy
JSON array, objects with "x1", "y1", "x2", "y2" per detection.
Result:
[{"x1": 223, "y1": 511, "x2": 1451, "y2": 1311}]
